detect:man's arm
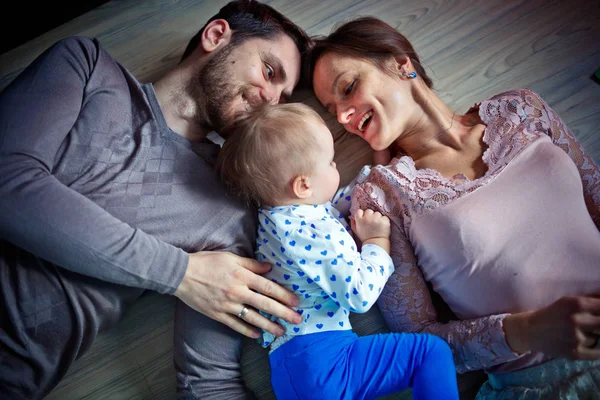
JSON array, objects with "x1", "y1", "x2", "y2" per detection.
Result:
[{"x1": 0, "y1": 37, "x2": 187, "y2": 293}]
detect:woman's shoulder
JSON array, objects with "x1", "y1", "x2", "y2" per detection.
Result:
[{"x1": 480, "y1": 88, "x2": 547, "y2": 116}]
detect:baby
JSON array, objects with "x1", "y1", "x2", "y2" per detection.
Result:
[{"x1": 217, "y1": 103, "x2": 458, "y2": 400}]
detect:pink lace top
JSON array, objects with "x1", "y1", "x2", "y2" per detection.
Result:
[{"x1": 351, "y1": 89, "x2": 600, "y2": 374}]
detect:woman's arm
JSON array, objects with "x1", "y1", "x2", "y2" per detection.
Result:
[
  {"x1": 380, "y1": 223, "x2": 522, "y2": 373},
  {"x1": 529, "y1": 89, "x2": 600, "y2": 228},
  {"x1": 352, "y1": 185, "x2": 522, "y2": 373}
]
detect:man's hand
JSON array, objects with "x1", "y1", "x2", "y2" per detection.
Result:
[
  {"x1": 174, "y1": 251, "x2": 302, "y2": 338},
  {"x1": 351, "y1": 209, "x2": 391, "y2": 253}
]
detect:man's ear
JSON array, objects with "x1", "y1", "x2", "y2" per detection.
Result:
[
  {"x1": 291, "y1": 175, "x2": 312, "y2": 199},
  {"x1": 201, "y1": 19, "x2": 233, "y2": 53}
]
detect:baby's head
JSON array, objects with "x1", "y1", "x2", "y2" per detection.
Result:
[{"x1": 217, "y1": 103, "x2": 340, "y2": 207}]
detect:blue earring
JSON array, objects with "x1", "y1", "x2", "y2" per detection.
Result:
[{"x1": 402, "y1": 71, "x2": 418, "y2": 79}]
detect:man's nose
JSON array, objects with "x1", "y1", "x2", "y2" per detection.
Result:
[{"x1": 260, "y1": 86, "x2": 281, "y2": 105}]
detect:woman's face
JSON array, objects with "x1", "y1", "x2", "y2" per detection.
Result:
[{"x1": 313, "y1": 52, "x2": 415, "y2": 151}]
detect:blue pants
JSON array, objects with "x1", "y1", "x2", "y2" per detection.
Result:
[{"x1": 269, "y1": 330, "x2": 458, "y2": 400}]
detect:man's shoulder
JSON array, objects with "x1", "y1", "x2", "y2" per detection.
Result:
[{"x1": 49, "y1": 36, "x2": 102, "y2": 56}]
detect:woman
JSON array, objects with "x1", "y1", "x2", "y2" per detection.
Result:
[{"x1": 308, "y1": 17, "x2": 600, "y2": 398}]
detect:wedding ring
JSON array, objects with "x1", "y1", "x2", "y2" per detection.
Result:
[{"x1": 237, "y1": 306, "x2": 249, "y2": 319}]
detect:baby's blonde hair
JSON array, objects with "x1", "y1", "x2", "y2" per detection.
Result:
[{"x1": 217, "y1": 103, "x2": 326, "y2": 206}]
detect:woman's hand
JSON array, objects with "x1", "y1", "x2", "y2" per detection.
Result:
[
  {"x1": 174, "y1": 251, "x2": 302, "y2": 339},
  {"x1": 504, "y1": 295, "x2": 600, "y2": 359}
]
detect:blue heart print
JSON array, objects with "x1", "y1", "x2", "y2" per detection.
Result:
[
  {"x1": 316, "y1": 324, "x2": 323, "y2": 329},
  {"x1": 263, "y1": 238, "x2": 268, "y2": 243},
  {"x1": 330, "y1": 274, "x2": 336, "y2": 281},
  {"x1": 369, "y1": 284, "x2": 374, "y2": 291},
  {"x1": 321, "y1": 250, "x2": 327, "y2": 255},
  {"x1": 353, "y1": 288, "x2": 359, "y2": 295},
  {"x1": 307, "y1": 278, "x2": 313, "y2": 284},
  {"x1": 285, "y1": 220, "x2": 291, "y2": 225},
  {"x1": 325, "y1": 234, "x2": 331, "y2": 240},
  {"x1": 331, "y1": 259, "x2": 337, "y2": 265},
  {"x1": 315, "y1": 304, "x2": 322, "y2": 310},
  {"x1": 292, "y1": 284, "x2": 299, "y2": 290},
  {"x1": 305, "y1": 245, "x2": 312, "y2": 251},
  {"x1": 284, "y1": 274, "x2": 290, "y2": 280},
  {"x1": 289, "y1": 240, "x2": 296, "y2": 246},
  {"x1": 297, "y1": 271, "x2": 305, "y2": 277},
  {"x1": 314, "y1": 275, "x2": 320, "y2": 282},
  {"x1": 345, "y1": 276, "x2": 351, "y2": 282},
  {"x1": 339, "y1": 321, "x2": 344, "y2": 327},
  {"x1": 327, "y1": 312, "x2": 334, "y2": 317},
  {"x1": 294, "y1": 327, "x2": 300, "y2": 333},
  {"x1": 300, "y1": 259, "x2": 306, "y2": 264},
  {"x1": 339, "y1": 239, "x2": 344, "y2": 245},
  {"x1": 347, "y1": 261, "x2": 354, "y2": 266},
  {"x1": 286, "y1": 260, "x2": 293, "y2": 265},
  {"x1": 280, "y1": 247, "x2": 285, "y2": 253},
  {"x1": 316, "y1": 260, "x2": 322, "y2": 265}
]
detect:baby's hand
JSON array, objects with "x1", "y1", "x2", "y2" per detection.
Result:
[{"x1": 351, "y1": 209, "x2": 391, "y2": 243}]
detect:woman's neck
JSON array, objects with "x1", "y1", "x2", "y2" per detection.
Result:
[{"x1": 394, "y1": 82, "x2": 463, "y2": 159}]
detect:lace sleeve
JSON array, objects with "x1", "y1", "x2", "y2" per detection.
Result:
[
  {"x1": 351, "y1": 182, "x2": 522, "y2": 373},
  {"x1": 527, "y1": 89, "x2": 600, "y2": 229}
]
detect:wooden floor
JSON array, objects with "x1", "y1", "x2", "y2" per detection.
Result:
[{"x1": 1, "y1": 0, "x2": 599, "y2": 399}]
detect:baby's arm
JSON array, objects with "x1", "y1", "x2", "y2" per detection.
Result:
[
  {"x1": 288, "y1": 215, "x2": 391, "y2": 314},
  {"x1": 331, "y1": 166, "x2": 371, "y2": 217},
  {"x1": 351, "y1": 209, "x2": 391, "y2": 254}
]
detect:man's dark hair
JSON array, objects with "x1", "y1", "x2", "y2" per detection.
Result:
[{"x1": 181, "y1": 0, "x2": 312, "y2": 62}]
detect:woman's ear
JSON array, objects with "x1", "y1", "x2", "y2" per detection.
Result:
[
  {"x1": 201, "y1": 19, "x2": 233, "y2": 53},
  {"x1": 392, "y1": 55, "x2": 411, "y2": 77},
  {"x1": 291, "y1": 175, "x2": 313, "y2": 199}
]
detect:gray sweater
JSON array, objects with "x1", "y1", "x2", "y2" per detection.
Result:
[{"x1": 0, "y1": 36, "x2": 255, "y2": 294}]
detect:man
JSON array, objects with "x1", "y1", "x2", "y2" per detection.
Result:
[{"x1": 0, "y1": 1, "x2": 312, "y2": 398}]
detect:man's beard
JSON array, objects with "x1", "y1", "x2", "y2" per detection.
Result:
[{"x1": 195, "y1": 43, "x2": 246, "y2": 132}]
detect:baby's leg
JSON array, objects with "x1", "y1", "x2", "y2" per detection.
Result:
[{"x1": 348, "y1": 332, "x2": 458, "y2": 400}]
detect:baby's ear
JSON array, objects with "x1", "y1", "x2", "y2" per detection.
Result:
[{"x1": 291, "y1": 175, "x2": 312, "y2": 199}]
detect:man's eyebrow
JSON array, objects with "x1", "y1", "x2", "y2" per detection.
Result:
[{"x1": 261, "y1": 51, "x2": 287, "y2": 82}]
